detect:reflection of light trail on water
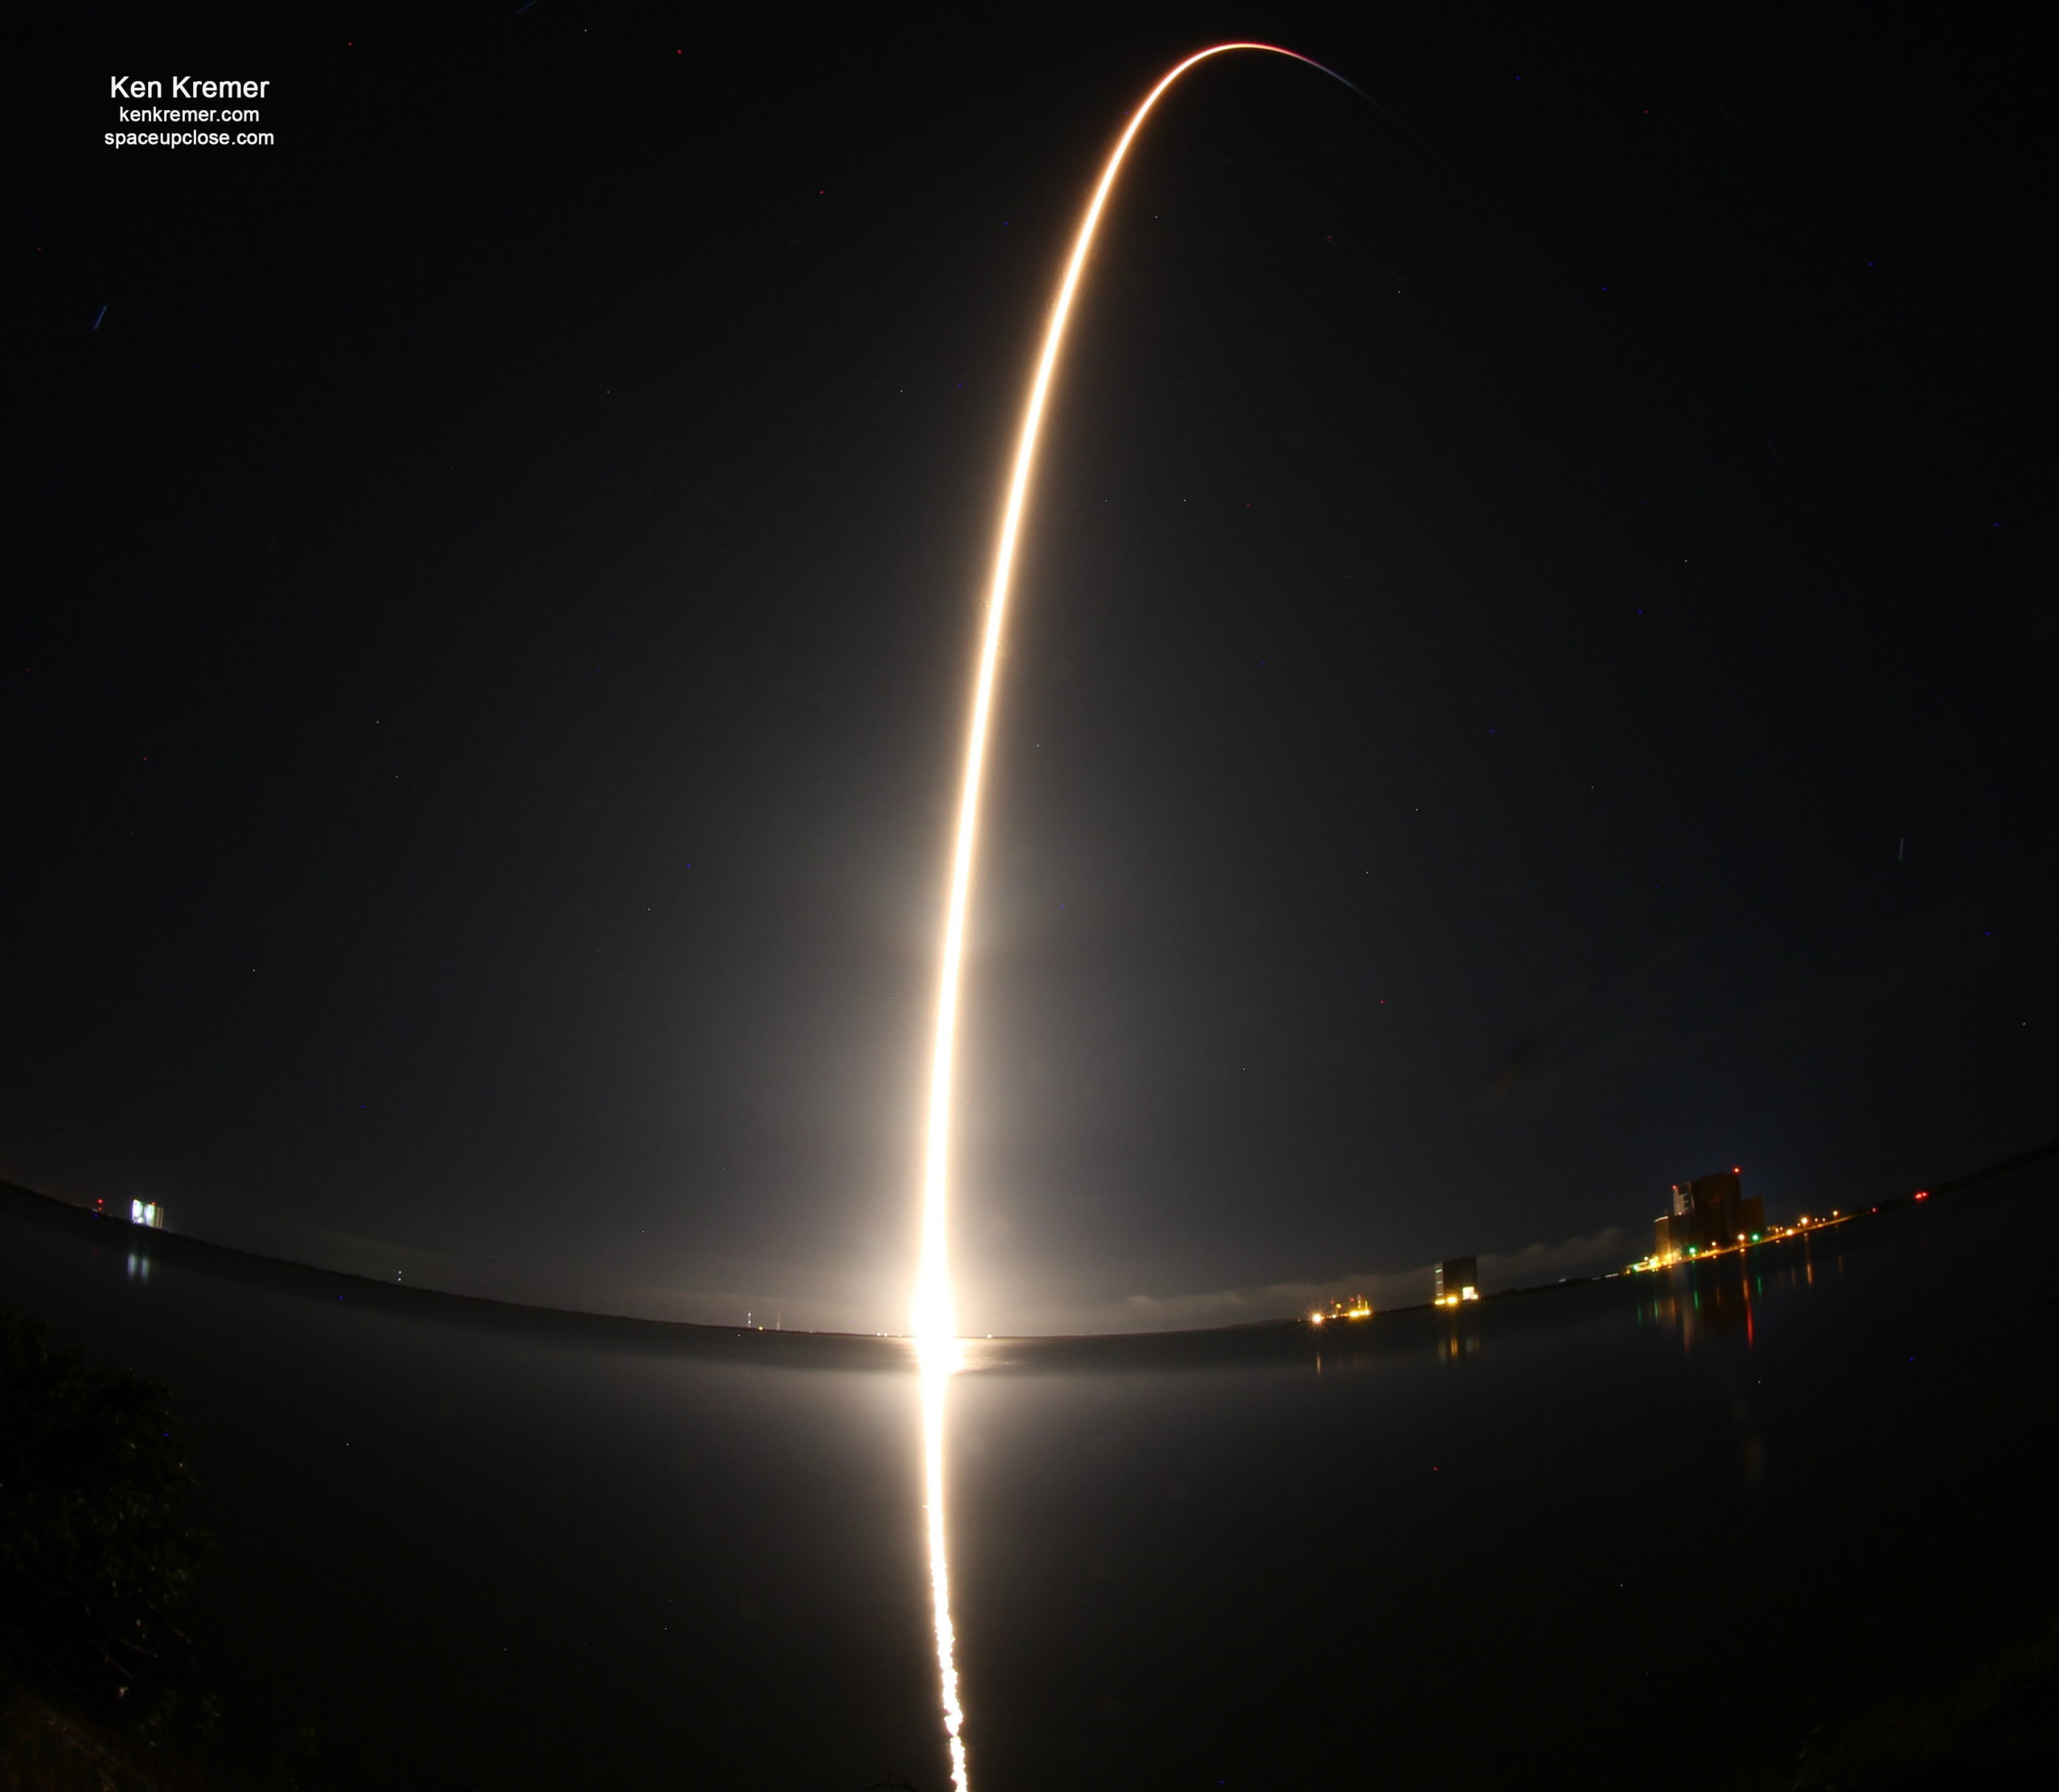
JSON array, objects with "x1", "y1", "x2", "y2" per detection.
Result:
[
  {"x1": 918, "y1": 1336, "x2": 967, "y2": 1791},
  {"x1": 912, "y1": 43, "x2": 1358, "y2": 1790}
]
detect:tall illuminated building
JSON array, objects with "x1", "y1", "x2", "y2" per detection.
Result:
[{"x1": 1654, "y1": 1170, "x2": 1764, "y2": 1260}]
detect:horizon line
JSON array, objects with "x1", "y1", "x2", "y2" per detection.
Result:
[{"x1": 6, "y1": 1136, "x2": 2046, "y2": 1346}]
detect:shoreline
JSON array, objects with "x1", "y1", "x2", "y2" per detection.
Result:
[{"x1": 4, "y1": 1132, "x2": 2053, "y2": 1370}]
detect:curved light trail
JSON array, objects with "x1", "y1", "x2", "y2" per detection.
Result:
[{"x1": 912, "y1": 43, "x2": 1357, "y2": 1791}]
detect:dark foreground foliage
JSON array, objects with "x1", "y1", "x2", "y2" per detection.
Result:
[
  {"x1": 1748, "y1": 1617, "x2": 2059, "y2": 1790},
  {"x1": 0, "y1": 1313, "x2": 214, "y2": 1782},
  {"x1": 0, "y1": 1679, "x2": 216, "y2": 1791}
]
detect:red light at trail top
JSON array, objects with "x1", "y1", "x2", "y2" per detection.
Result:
[{"x1": 1914, "y1": 1190, "x2": 1929, "y2": 1200}]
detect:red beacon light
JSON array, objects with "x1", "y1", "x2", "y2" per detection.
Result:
[{"x1": 1913, "y1": 1190, "x2": 1929, "y2": 1201}]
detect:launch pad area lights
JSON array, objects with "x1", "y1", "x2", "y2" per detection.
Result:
[{"x1": 1634, "y1": 1204, "x2": 1877, "y2": 1273}]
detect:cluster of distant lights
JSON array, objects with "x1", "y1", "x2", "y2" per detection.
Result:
[
  {"x1": 1640, "y1": 1229, "x2": 1786, "y2": 1270},
  {"x1": 1632, "y1": 1190, "x2": 1930, "y2": 1273},
  {"x1": 1307, "y1": 1285, "x2": 1481, "y2": 1325},
  {"x1": 1308, "y1": 1180, "x2": 1939, "y2": 1322}
]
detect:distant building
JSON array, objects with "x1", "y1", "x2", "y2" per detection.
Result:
[
  {"x1": 129, "y1": 1199, "x2": 165, "y2": 1230},
  {"x1": 1654, "y1": 1170, "x2": 1763, "y2": 1260},
  {"x1": 1435, "y1": 1256, "x2": 1480, "y2": 1305}
]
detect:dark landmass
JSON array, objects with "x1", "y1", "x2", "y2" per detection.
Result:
[
  {"x1": 0, "y1": 1178, "x2": 908, "y2": 1375},
  {"x1": 6, "y1": 1131, "x2": 2052, "y2": 1379}
]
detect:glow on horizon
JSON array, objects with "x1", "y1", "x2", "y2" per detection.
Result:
[{"x1": 911, "y1": 43, "x2": 1351, "y2": 1792}]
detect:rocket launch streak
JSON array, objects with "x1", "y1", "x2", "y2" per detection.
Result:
[
  {"x1": 912, "y1": 43, "x2": 1355, "y2": 1791},
  {"x1": 914, "y1": 39, "x2": 1353, "y2": 1358}
]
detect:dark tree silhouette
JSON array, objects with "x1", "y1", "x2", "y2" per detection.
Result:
[{"x1": 0, "y1": 1313, "x2": 212, "y2": 1715}]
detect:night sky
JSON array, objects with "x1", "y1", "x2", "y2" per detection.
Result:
[{"x1": 13, "y1": 4, "x2": 2055, "y2": 1333}]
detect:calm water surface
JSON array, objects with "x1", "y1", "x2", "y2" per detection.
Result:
[{"x1": 4, "y1": 1171, "x2": 2057, "y2": 1790}]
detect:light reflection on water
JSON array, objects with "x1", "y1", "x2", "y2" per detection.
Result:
[
  {"x1": 919, "y1": 1339, "x2": 971, "y2": 1791},
  {"x1": 1633, "y1": 1227, "x2": 1844, "y2": 1352}
]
